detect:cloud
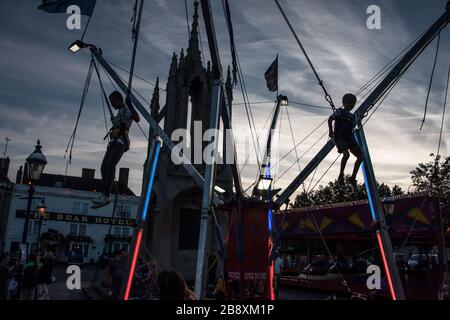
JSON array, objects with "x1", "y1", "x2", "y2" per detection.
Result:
[{"x1": 0, "y1": 0, "x2": 449, "y2": 199}]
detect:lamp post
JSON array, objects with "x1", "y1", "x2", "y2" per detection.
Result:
[
  {"x1": 36, "y1": 199, "x2": 47, "y2": 255},
  {"x1": 382, "y1": 196, "x2": 396, "y2": 227},
  {"x1": 21, "y1": 140, "x2": 47, "y2": 258}
]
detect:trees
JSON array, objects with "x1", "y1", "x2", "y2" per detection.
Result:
[
  {"x1": 291, "y1": 176, "x2": 404, "y2": 209},
  {"x1": 290, "y1": 153, "x2": 450, "y2": 209},
  {"x1": 410, "y1": 154, "x2": 450, "y2": 202}
]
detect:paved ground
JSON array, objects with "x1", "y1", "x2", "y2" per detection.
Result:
[
  {"x1": 48, "y1": 265, "x2": 99, "y2": 300},
  {"x1": 46, "y1": 265, "x2": 336, "y2": 300}
]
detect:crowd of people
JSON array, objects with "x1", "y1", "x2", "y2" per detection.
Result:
[{"x1": 0, "y1": 251, "x2": 56, "y2": 300}]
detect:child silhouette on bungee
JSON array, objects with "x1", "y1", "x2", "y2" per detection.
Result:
[{"x1": 328, "y1": 93, "x2": 364, "y2": 188}]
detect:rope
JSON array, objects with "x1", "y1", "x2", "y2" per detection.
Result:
[
  {"x1": 309, "y1": 212, "x2": 353, "y2": 294},
  {"x1": 437, "y1": 65, "x2": 449, "y2": 157},
  {"x1": 420, "y1": 32, "x2": 441, "y2": 130},
  {"x1": 218, "y1": 0, "x2": 263, "y2": 171},
  {"x1": 184, "y1": 0, "x2": 191, "y2": 38},
  {"x1": 239, "y1": 101, "x2": 277, "y2": 175},
  {"x1": 272, "y1": 104, "x2": 283, "y2": 186},
  {"x1": 127, "y1": 0, "x2": 144, "y2": 96},
  {"x1": 105, "y1": 59, "x2": 165, "y2": 91},
  {"x1": 221, "y1": 0, "x2": 238, "y2": 84},
  {"x1": 274, "y1": 129, "x2": 328, "y2": 184},
  {"x1": 355, "y1": 30, "x2": 425, "y2": 97},
  {"x1": 92, "y1": 57, "x2": 114, "y2": 117},
  {"x1": 236, "y1": 46, "x2": 263, "y2": 170},
  {"x1": 271, "y1": 119, "x2": 328, "y2": 172},
  {"x1": 286, "y1": 105, "x2": 302, "y2": 173},
  {"x1": 273, "y1": 0, "x2": 336, "y2": 111},
  {"x1": 64, "y1": 58, "x2": 95, "y2": 164},
  {"x1": 289, "y1": 101, "x2": 330, "y2": 110},
  {"x1": 80, "y1": 0, "x2": 98, "y2": 41}
]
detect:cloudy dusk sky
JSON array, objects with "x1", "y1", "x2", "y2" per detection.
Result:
[{"x1": 0, "y1": 0, "x2": 449, "y2": 198}]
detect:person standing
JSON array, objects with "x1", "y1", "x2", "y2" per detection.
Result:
[
  {"x1": 274, "y1": 253, "x2": 283, "y2": 300},
  {"x1": 21, "y1": 254, "x2": 38, "y2": 300},
  {"x1": 0, "y1": 254, "x2": 10, "y2": 300},
  {"x1": 158, "y1": 270, "x2": 196, "y2": 300},
  {"x1": 36, "y1": 252, "x2": 54, "y2": 300},
  {"x1": 105, "y1": 250, "x2": 127, "y2": 300}
]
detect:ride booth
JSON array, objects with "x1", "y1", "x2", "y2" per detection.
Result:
[{"x1": 224, "y1": 200, "x2": 275, "y2": 300}]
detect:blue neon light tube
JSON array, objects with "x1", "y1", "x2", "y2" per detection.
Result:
[{"x1": 141, "y1": 139, "x2": 162, "y2": 221}]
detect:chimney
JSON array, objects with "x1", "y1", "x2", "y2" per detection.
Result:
[
  {"x1": 0, "y1": 157, "x2": 10, "y2": 182},
  {"x1": 81, "y1": 168, "x2": 95, "y2": 180},
  {"x1": 16, "y1": 165, "x2": 23, "y2": 184},
  {"x1": 119, "y1": 168, "x2": 129, "y2": 188}
]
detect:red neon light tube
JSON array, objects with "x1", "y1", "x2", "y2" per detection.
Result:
[
  {"x1": 376, "y1": 231, "x2": 396, "y2": 300},
  {"x1": 268, "y1": 239, "x2": 275, "y2": 300},
  {"x1": 124, "y1": 229, "x2": 143, "y2": 300}
]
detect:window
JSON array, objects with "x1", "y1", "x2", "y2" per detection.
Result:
[
  {"x1": 122, "y1": 228, "x2": 129, "y2": 237},
  {"x1": 73, "y1": 202, "x2": 88, "y2": 214},
  {"x1": 113, "y1": 243, "x2": 121, "y2": 252},
  {"x1": 81, "y1": 203, "x2": 88, "y2": 214},
  {"x1": 178, "y1": 208, "x2": 201, "y2": 250},
  {"x1": 70, "y1": 224, "x2": 78, "y2": 235},
  {"x1": 79, "y1": 225, "x2": 86, "y2": 236},
  {"x1": 114, "y1": 227, "x2": 121, "y2": 237},
  {"x1": 122, "y1": 244, "x2": 129, "y2": 252},
  {"x1": 117, "y1": 205, "x2": 130, "y2": 218},
  {"x1": 73, "y1": 202, "x2": 80, "y2": 214}
]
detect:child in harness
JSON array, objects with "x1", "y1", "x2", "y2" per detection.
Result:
[
  {"x1": 328, "y1": 93, "x2": 364, "y2": 189},
  {"x1": 91, "y1": 91, "x2": 140, "y2": 209}
]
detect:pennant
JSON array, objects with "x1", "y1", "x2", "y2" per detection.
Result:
[
  {"x1": 264, "y1": 55, "x2": 278, "y2": 92},
  {"x1": 38, "y1": 0, "x2": 96, "y2": 17}
]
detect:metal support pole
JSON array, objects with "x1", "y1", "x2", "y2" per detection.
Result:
[
  {"x1": 355, "y1": 126, "x2": 405, "y2": 300},
  {"x1": 21, "y1": 185, "x2": 35, "y2": 257},
  {"x1": 121, "y1": 137, "x2": 163, "y2": 300},
  {"x1": 194, "y1": 82, "x2": 222, "y2": 299},
  {"x1": 36, "y1": 216, "x2": 43, "y2": 255},
  {"x1": 433, "y1": 198, "x2": 450, "y2": 299}
]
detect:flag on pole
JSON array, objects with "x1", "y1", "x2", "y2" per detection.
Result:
[
  {"x1": 264, "y1": 55, "x2": 278, "y2": 92},
  {"x1": 38, "y1": 0, "x2": 97, "y2": 17}
]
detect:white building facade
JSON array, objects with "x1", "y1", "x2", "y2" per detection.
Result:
[{"x1": 3, "y1": 182, "x2": 140, "y2": 264}]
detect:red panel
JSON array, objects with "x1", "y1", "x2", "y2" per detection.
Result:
[{"x1": 225, "y1": 205, "x2": 270, "y2": 300}]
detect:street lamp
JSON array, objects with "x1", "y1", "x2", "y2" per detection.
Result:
[
  {"x1": 36, "y1": 199, "x2": 47, "y2": 255},
  {"x1": 279, "y1": 95, "x2": 289, "y2": 106},
  {"x1": 68, "y1": 40, "x2": 95, "y2": 53},
  {"x1": 21, "y1": 140, "x2": 47, "y2": 258},
  {"x1": 257, "y1": 175, "x2": 273, "y2": 199},
  {"x1": 382, "y1": 196, "x2": 396, "y2": 216}
]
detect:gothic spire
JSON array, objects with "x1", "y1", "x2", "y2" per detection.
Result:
[
  {"x1": 187, "y1": 1, "x2": 201, "y2": 63},
  {"x1": 150, "y1": 77, "x2": 160, "y2": 118},
  {"x1": 167, "y1": 52, "x2": 178, "y2": 88}
]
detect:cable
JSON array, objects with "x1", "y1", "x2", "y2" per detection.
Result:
[
  {"x1": 105, "y1": 59, "x2": 166, "y2": 91},
  {"x1": 184, "y1": 0, "x2": 191, "y2": 38},
  {"x1": 420, "y1": 32, "x2": 441, "y2": 130},
  {"x1": 240, "y1": 101, "x2": 277, "y2": 174},
  {"x1": 274, "y1": 130, "x2": 328, "y2": 184},
  {"x1": 273, "y1": 0, "x2": 336, "y2": 111},
  {"x1": 437, "y1": 65, "x2": 449, "y2": 157},
  {"x1": 286, "y1": 105, "x2": 302, "y2": 173},
  {"x1": 289, "y1": 101, "x2": 330, "y2": 110},
  {"x1": 64, "y1": 58, "x2": 95, "y2": 164},
  {"x1": 355, "y1": 30, "x2": 425, "y2": 97}
]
